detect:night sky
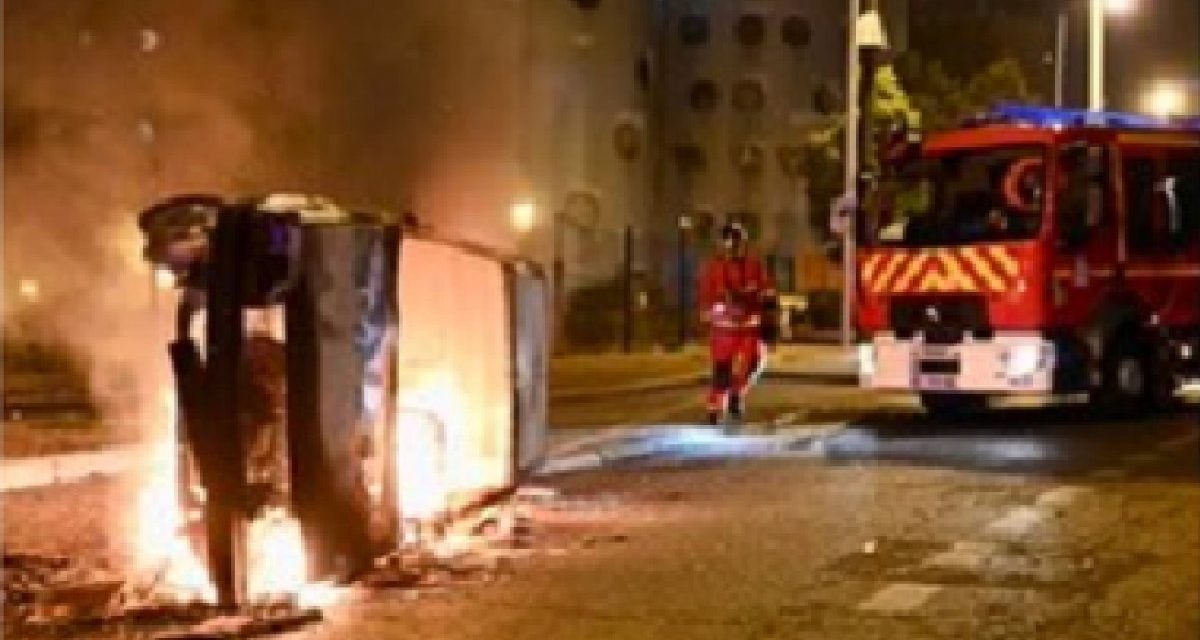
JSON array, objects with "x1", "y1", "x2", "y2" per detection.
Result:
[{"x1": 910, "y1": 0, "x2": 1199, "y2": 112}]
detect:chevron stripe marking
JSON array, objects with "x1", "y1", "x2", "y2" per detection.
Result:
[
  {"x1": 861, "y1": 254, "x2": 885, "y2": 285},
  {"x1": 892, "y1": 252, "x2": 929, "y2": 293},
  {"x1": 959, "y1": 247, "x2": 1006, "y2": 293},
  {"x1": 987, "y1": 246, "x2": 1020, "y2": 278},
  {"x1": 872, "y1": 253, "x2": 908, "y2": 294}
]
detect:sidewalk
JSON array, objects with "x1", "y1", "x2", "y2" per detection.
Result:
[{"x1": 550, "y1": 342, "x2": 856, "y2": 402}]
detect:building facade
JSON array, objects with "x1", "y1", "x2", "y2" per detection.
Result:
[{"x1": 527, "y1": 0, "x2": 908, "y2": 300}]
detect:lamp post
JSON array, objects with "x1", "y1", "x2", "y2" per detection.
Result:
[
  {"x1": 841, "y1": 3, "x2": 887, "y2": 347},
  {"x1": 1054, "y1": 0, "x2": 1137, "y2": 111},
  {"x1": 1088, "y1": 0, "x2": 1105, "y2": 110},
  {"x1": 676, "y1": 214, "x2": 693, "y2": 350}
]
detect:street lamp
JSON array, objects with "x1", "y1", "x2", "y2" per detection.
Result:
[
  {"x1": 509, "y1": 199, "x2": 537, "y2": 234},
  {"x1": 1143, "y1": 82, "x2": 1187, "y2": 118},
  {"x1": 1103, "y1": 0, "x2": 1136, "y2": 16},
  {"x1": 676, "y1": 215, "x2": 693, "y2": 349},
  {"x1": 1057, "y1": 0, "x2": 1137, "y2": 110},
  {"x1": 18, "y1": 278, "x2": 40, "y2": 303},
  {"x1": 841, "y1": 4, "x2": 888, "y2": 347}
]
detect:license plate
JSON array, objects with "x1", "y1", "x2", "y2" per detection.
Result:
[
  {"x1": 919, "y1": 374, "x2": 958, "y2": 390},
  {"x1": 918, "y1": 345, "x2": 956, "y2": 359}
]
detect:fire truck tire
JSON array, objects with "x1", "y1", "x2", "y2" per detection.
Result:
[
  {"x1": 919, "y1": 392, "x2": 987, "y2": 421},
  {"x1": 1095, "y1": 335, "x2": 1168, "y2": 415}
]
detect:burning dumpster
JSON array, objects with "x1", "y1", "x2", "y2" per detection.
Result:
[{"x1": 137, "y1": 193, "x2": 548, "y2": 609}]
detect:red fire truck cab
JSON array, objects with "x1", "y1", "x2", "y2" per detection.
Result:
[{"x1": 856, "y1": 105, "x2": 1200, "y2": 416}]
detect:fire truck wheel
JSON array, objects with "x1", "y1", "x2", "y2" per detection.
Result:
[
  {"x1": 919, "y1": 392, "x2": 987, "y2": 421},
  {"x1": 1096, "y1": 336, "x2": 1164, "y2": 415}
]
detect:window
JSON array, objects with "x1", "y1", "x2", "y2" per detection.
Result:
[
  {"x1": 781, "y1": 15, "x2": 812, "y2": 49},
  {"x1": 679, "y1": 15, "x2": 709, "y2": 46},
  {"x1": 812, "y1": 83, "x2": 840, "y2": 115},
  {"x1": 735, "y1": 14, "x2": 765, "y2": 47},
  {"x1": 1123, "y1": 156, "x2": 1158, "y2": 254},
  {"x1": 1056, "y1": 144, "x2": 1106, "y2": 250},
  {"x1": 688, "y1": 79, "x2": 719, "y2": 112},
  {"x1": 732, "y1": 78, "x2": 765, "y2": 113},
  {"x1": 870, "y1": 146, "x2": 1047, "y2": 247},
  {"x1": 1165, "y1": 150, "x2": 1200, "y2": 248},
  {"x1": 672, "y1": 143, "x2": 707, "y2": 174},
  {"x1": 731, "y1": 141, "x2": 765, "y2": 175}
]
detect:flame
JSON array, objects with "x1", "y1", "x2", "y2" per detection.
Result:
[
  {"x1": 395, "y1": 369, "x2": 458, "y2": 525},
  {"x1": 297, "y1": 580, "x2": 348, "y2": 610},
  {"x1": 244, "y1": 507, "x2": 307, "y2": 602},
  {"x1": 133, "y1": 390, "x2": 217, "y2": 603}
]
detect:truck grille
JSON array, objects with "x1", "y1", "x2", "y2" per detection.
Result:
[{"x1": 889, "y1": 295, "x2": 989, "y2": 344}]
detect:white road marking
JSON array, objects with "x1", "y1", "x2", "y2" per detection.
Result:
[
  {"x1": 857, "y1": 583, "x2": 942, "y2": 613},
  {"x1": 986, "y1": 506, "x2": 1046, "y2": 537}
]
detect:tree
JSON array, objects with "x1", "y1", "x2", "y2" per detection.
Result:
[
  {"x1": 898, "y1": 54, "x2": 1037, "y2": 131},
  {"x1": 799, "y1": 61, "x2": 919, "y2": 243}
]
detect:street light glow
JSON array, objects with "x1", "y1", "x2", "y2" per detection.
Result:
[
  {"x1": 18, "y1": 278, "x2": 40, "y2": 302},
  {"x1": 1143, "y1": 82, "x2": 1186, "y2": 118},
  {"x1": 1105, "y1": 0, "x2": 1136, "y2": 16},
  {"x1": 510, "y1": 199, "x2": 536, "y2": 233}
]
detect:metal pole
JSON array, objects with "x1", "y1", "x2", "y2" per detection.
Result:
[
  {"x1": 1055, "y1": 10, "x2": 1068, "y2": 107},
  {"x1": 841, "y1": 0, "x2": 862, "y2": 347},
  {"x1": 676, "y1": 222, "x2": 687, "y2": 349},
  {"x1": 622, "y1": 225, "x2": 634, "y2": 353},
  {"x1": 1089, "y1": 0, "x2": 1104, "y2": 111},
  {"x1": 552, "y1": 210, "x2": 566, "y2": 352}
]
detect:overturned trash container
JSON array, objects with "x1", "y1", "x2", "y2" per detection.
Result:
[{"x1": 139, "y1": 193, "x2": 548, "y2": 608}]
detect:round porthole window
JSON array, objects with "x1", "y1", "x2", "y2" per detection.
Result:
[
  {"x1": 735, "y1": 14, "x2": 766, "y2": 47},
  {"x1": 680, "y1": 14, "x2": 710, "y2": 46},
  {"x1": 689, "y1": 79, "x2": 720, "y2": 112},
  {"x1": 732, "y1": 78, "x2": 766, "y2": 113},
  {"x1": 781, "y1": 15, "x2": 812, "y2": 49}
]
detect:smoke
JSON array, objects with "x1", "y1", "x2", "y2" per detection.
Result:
[{"x1": 4, "y1": 0, "x2": 528, "y2": 425}]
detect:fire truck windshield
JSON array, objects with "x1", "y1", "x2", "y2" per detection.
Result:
[{"x1": 868, "y1": 145, "x2": 1047, "y2": 247}]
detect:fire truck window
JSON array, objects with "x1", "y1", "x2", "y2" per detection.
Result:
[
  {"x1": 876, "y1": 146, "x2": 1045, "y2": 247},
  {"x1": 1123, "y1": 156, "x2": 1159, "y2": 255},
  {"x1": 1166, "y1": 151, "x2": 1200, "y2": 246}
]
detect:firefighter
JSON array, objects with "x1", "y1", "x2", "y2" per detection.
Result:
[{"x1": 698, "y1": 222, "x2": 776, "y2": 424}]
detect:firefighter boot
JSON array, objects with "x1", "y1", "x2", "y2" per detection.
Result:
[{"x1": 727, "y1": 393, "x2": 743, "y2": 422}]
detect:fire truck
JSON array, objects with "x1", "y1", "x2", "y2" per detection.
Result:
[{"x1": 856, "y1": 105, "x2": 1200, "y2": 417}]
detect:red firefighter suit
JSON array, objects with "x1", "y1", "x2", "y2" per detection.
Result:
[{"x1": 697, "y1": 252, "x2": 774, "y2": 417}]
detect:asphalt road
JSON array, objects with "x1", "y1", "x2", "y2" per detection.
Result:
[
  {"x1": 293, "y1": 383, "x2": 1200, "y2": 640},
  {"x1": 8, "y1": 382, "x2": 1197, "y2": 639}
]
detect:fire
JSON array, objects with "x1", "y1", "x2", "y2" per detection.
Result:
[
  {"x1": 134, "y1": 390, "x2": 343, "y2": 608},
  {"x1": 395, "y1": 368, "x2": 460, "y2": 532},
  {"x1": 244, "y1": 507, "x2": 307, "y2": 602},
  {"x1": 132, "y1": 390, "x2": 216, "y2": 603}
]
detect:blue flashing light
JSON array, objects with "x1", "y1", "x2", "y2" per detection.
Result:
[{"x1": 981, "y1": 103, "x2": 1200, "y2": 132}]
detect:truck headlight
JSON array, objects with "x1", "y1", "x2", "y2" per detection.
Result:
[
  {"x1": 1005, "y1": 344, "x2": 1041, "y2": 378},
  {"x1": 857, "y1": 343, "x2": 876, "y2": 377}
]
